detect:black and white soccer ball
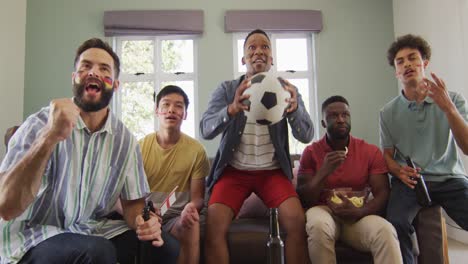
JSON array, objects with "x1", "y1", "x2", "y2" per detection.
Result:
[{"x1": 242, "y1": 72, "x2": 291, "y2": 125}]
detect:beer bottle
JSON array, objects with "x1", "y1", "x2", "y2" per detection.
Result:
[
  {"x1": 406, "y1": 156, "x2": 432, "y2": 207},
  {"x1": 267, "y1": 208, "x2": 285, "y2": 264}
]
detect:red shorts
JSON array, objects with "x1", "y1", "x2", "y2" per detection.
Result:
[{"x1": 208, "y1": 166, "x2": 298, "y2": 216}]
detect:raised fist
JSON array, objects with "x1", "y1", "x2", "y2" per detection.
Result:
[{"x1": 45, "y1": 98, "x2": 80, "y2": 143}]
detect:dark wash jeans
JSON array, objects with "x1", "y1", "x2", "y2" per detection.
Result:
[
  {"x1": 19, "y1": 230, "x2": 179, "y2": 264},
  {"x1": 386, "y1": 177, "x2": 468, "y2": 264}
]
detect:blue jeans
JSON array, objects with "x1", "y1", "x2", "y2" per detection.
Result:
[
  {"x1": 111, "y1": 229, "x2": 179, "y2": 264},
  {"x1": 19, "y1": 230, "x2": 179, "y2": 264},
  {"x1": 386, "y1": 177, "x2": 468, "y2": 264}
]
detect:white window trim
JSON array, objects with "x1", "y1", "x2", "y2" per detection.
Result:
[{"x1": 110, "y1": 35, "x2": 199, "y2": 139}]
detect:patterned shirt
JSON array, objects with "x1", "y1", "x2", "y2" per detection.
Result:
[{"x1": 0, "y1": 107, "x2": 149, "y2": 264}]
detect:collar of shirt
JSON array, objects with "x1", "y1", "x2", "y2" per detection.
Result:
[
  {"x1": 399, "y1": 90, "x2": 434, "y2": 111},
  {"x1": 75, "y1": 110, "x2": 115, "y2": 135}
]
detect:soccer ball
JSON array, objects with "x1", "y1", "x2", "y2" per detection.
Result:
[{"x1": 242, "y1": 72, "x2": 291, "y2": 125}]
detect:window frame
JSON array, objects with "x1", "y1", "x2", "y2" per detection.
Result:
[{"x1": 110, "y1": 35, "x2": 200, "y2": 139}]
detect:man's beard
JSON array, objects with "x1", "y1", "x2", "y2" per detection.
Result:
[
  {"x1": 73, "y1": 77, "x2": 114, "y2": 112},
  {"x1": 328, "y1": 124, "x2": 351, "y2": 140}
]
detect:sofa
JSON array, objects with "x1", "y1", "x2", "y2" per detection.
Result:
[
  {"x1": 215, "y1": 196, "x2": 447, "y2": 264},
  {"x1": 3, "y1": 127, "x2": 447, "y2": 264},
  {"x1": 203, "y1": 155, "x2": 448, "y2": 264}
]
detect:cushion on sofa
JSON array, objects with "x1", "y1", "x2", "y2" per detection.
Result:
[{"x1": 237, "y1": 193, "x2": 269, "y2": 219}]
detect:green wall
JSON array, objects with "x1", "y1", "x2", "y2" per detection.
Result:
[{"x1": 25, "y1": 0, "x2": 397, "y2": 156}]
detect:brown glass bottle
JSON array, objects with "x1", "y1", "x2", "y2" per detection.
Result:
[
  {"x1": 267, "y1": 208, "x2": 285, "y2": 264},
  {"x1": 406, "y1": 157, "x2": 432, "y2": 207}
]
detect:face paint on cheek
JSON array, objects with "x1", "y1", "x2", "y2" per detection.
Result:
[
  {"x1": 103, "y1": 77, "x2": 113, "y2": 90},
  {"x1": 74, "y1": 75, "x2": 82, "y2": 85},
  {"x1": 158, "y1": 108, "x2": 168, "y2": 115},
  {"x1": 414, "y1": 63, "x2": 423, "y2": 70},
  {"x1": 157, "y1": 107, "x2": 185, "y2": 119}
]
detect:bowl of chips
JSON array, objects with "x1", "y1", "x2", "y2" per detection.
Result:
[{"x1": 329, "y1": 187, "x2": 370, "y2": 208}]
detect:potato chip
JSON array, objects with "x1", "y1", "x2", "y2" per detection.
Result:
[
  {"x1": 330, "y1": 194, "x2": 343, "y2": 204},
  {"x1": 348, "y1": 196, "x2": 364, "y2": 207}
]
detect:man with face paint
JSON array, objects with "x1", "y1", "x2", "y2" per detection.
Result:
[
  {"x1": 297, "y1": 95, "x2": 402, "y2": 264},
  {"x1": 139, "y1": 85, "x2": 209, "y2": 264},
  {"x1": 200, "y1": 29, "x2": 313, "y2": 264},
  {"x1": 380, "y1": 34, "x2": 468, "y2": 264},
  {"x1": 0, "y1": 38, "x2": 178, "y2": 264}
]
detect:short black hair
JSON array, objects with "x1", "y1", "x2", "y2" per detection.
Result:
[
  {"x1": 74, "y1": 38, "x2": 120, "y2": 78},
  {"x1": 322, "y1": 95, "x2": 349, "y2": 113},
  {"x1": 243, "y1": 29, "x2": 270, "y2": 48},
  {"x1": 154, "y1": 85, "x2": 189, "y2": 108},
  {"x1": 387, "y1": 34, "x2": 431, "y2": 67}
]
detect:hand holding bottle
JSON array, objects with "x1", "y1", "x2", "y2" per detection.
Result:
[{"x1": 405, "y1": 156, "x2": 432, "y2": 207}]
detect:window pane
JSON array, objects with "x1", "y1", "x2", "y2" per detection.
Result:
[
  {"x1": 287, "y1": 78, "x2": 310, "y2": 155},
  {"x1": 161, "y1": 40, "x2": 194, "y2": 73},
  {"x1": 288, "y1": 79, "x2": 310, "y2": 113},
  {"x1": 121, "y1": 40, "x2": 154, "y2": 75},
  {"x1": 160, "y1": 81, "x2": 195, "y2": 138},
  {"x1": 276, "y1": 39, "x2": 308, "y2": 72},
  {"x1": 237, "y1": 39, "x2": 246, "y2": 72},
  {"x1": 121, "y1": 81, "x2": 154, "y2": 139}
]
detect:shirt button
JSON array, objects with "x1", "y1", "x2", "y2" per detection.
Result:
[
  {"x1": 291, "y1": 117, "x2": 295, "y2": 121},
  {"x1": 238, "y1": 131, "x2": 242, "y2": 135},
  {"x1": 232, "y1": 148, "x2": 235, "y2": 152},
  {"x1": 297, "y1": 128, "x2": 301, "y2": 132}
]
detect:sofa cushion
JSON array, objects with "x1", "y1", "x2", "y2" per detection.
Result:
[{"x1": 237, "y1": 193, "x2": 269, "y2": 219}]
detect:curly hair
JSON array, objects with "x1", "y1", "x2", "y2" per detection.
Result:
[{"x1": 387, "y1": 34, "x2": 431, "y2": 67}]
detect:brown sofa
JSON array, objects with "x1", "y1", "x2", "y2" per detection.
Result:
[
  {"x1": 3, "y1": 127, "x2": 447, "y2": 264},
  {"x1": 203, "y1": 155, "x2": 448, "y2": 264},
  {"x1": 217, "y1": 200, "x2": 446, "y2": 264}
]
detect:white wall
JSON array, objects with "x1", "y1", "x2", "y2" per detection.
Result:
[
  {"x1": 393, "y1": 0, "x2": 468, "y2": 243},
  {"x1": 0, "y1": 0, "x2": 26, "y2": 160}
]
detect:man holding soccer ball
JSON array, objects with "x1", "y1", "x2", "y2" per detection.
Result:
[{"x1": 200, "y1": 29, "x2": 314, "y2": 264}]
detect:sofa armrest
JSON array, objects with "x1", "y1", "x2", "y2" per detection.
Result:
[
  {"x1": 414, "y1": 205, "x2": 444, "y2": 264},
  {"x1": 4, "y1": 125, "x2": 20, "y2": 151}
]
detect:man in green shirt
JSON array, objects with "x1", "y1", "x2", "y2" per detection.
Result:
[{"x1": 380, "y1": 34, "x2": 468, "y2": 264}]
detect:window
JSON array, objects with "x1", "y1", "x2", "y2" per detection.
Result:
[
  {"x1": 233, "y1": 32, "x2": 319, "y2": 154},
  {"x1": 111, "y1": 36, "x2": 198, "y2": 140}
]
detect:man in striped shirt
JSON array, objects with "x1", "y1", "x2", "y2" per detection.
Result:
[{"x1": 0, "y1": 38, "x2": 175, "y2": 264}]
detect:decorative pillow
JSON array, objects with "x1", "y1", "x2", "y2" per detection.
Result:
[
  {"x1": 4, "y1": 125, "x2": 20, "y2": 151},
  {"x1": 237, "y1": 193, "x2": 269, "y2": 219}
]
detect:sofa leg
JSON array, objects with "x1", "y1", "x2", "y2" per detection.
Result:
[{"x1": 442, "y1": 217, "x2": 449, "y2": 264}]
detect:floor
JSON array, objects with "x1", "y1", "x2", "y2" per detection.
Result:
[{"x1": 448, "y1": 238, "x2": 468, "y2": 264}]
